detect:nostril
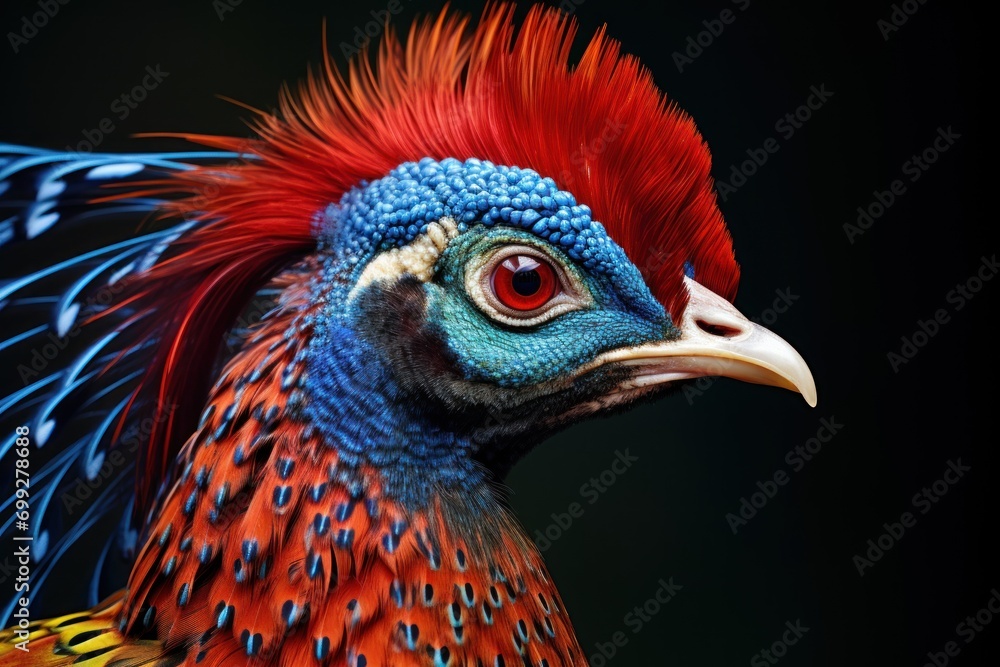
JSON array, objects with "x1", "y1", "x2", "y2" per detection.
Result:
[{"x1": 695, "y1": 319, "x2": 743, "y2": 338}]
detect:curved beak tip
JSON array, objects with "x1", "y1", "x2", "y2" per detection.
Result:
[
  {"x1": 594, "y1": 278, "x2": 818, "y2": 408},
  {"x1": 799, "y1": 379, "x2": 818, "y2": 408},
  {"x1": 678, "y1": 278, "x2": 819, "y2": 408}
]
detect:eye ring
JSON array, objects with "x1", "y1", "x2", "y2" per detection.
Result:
[
  {"x1": 490, "y1": 254, "x2": 558, "y2": 311},
  {"x1": 467, "y1": 244, "x2": 588, "y2": 327}
]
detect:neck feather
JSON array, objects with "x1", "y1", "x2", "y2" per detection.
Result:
[
  {"x1": 121, "y1": 261, "x2": 584, "y2": 664},
  {"x1": 303, "y1": 319, "x2": 489, "y2": 508}
]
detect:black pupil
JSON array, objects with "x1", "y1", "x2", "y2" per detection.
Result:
[{"x1": 511, "y1": 268, "x2": 541, "y2": 296}]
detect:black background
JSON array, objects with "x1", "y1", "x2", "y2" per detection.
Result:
[{"x1": 0, "y1": 0, "x2": 994, "y2": 665}]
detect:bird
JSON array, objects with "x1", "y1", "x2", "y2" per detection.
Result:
[{"x1": 0, "y1": 4, "x2": 816, "y2": 666}]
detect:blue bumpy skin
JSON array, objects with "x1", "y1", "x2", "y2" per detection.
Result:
[{"x1": 316, "y1": 157, "x2": 664, "y2": 318}]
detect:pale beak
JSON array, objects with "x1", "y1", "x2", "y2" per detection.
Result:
[{"x1": 587, "y1": 277, "x2": 817, "y2": 406}]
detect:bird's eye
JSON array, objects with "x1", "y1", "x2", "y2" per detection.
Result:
[
  {"x1": 490, "y1": 255, "x2": 558, "y2": 311},
  {"x1": 467, "y1": 244, "x2": 589, "y2": 326}
]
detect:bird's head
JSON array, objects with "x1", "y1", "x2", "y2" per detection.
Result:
[
  {"x1": 137, "y1": 5, "x2": 815, "y2": 497},
  {"x1": 303, "y1": 154, "x2": 814, "y2": 477}
]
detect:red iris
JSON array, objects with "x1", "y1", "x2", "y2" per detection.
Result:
[{"x1": 490, "y1": 255, "x2": 558, "y2": 311}]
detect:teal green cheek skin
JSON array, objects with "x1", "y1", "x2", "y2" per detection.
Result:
[{"x1": 426, "y1": 228, "x2": 676, "y2": 387}]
